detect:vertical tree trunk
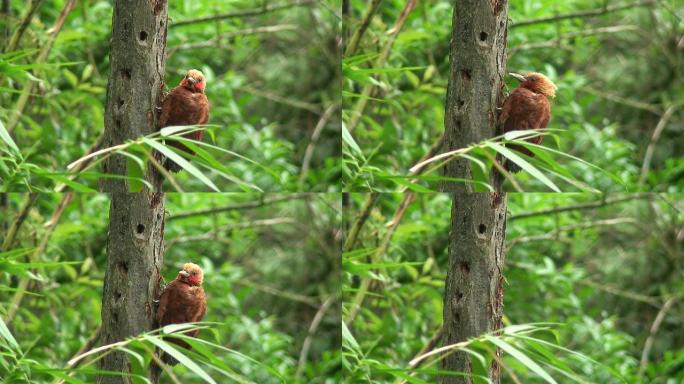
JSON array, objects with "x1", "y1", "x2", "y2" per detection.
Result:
[
  {"x1": 102, "y1": 0, "x2": 168, "y2": 192},
  {"x1": 441, "y1": 0, "x2": 508, "y2": 192},
  {"x1": 442, "y1": 194, "x2": 507, "y2": 384},
  {"x1": 441, "y1": 1, "x2": 509, "y2": 383},
  {"x1": 98, "y1": 1, "x2": 168, "y2": 383},
  {"x1": 98, "y1": 194, "x2": 165, "y2": 384}
]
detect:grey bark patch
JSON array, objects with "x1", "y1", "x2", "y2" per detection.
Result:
[
  {"x1": 441, "y1": 0, "x2": 509, "y2": 193},
  {"x1": 443, "y1": 193, "x2": 508, "y2": 384}
]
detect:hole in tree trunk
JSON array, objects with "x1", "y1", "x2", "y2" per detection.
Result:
[
  {"x1": 479, "y1": 31, "x2": 488, "y2": 41},
  {"x1": 478, "y1": 224, "x2": 487, "y2": 234},
  {"x1": 136, "y1": 224, "x2": 145, "y2": 234},
  {"x1": 120, "y1": 68, "x2": 131, "y2": 80},
  {"x1": 459, "y1": 261, "x2": 470, "y2": 274},
  {"x1": 139, "y1": 30, "x2": 147, "y2": 41},
  {"x1": 118, "y1": 261, "x2": 129, "y2": 273}
]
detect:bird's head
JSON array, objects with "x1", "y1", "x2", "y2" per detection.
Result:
[
  {"x1": 180, "y1": 69, "x2": 206, "y2": 93},
  {"x1": 509, "y1": 72, "x2": 557, "y2": 98},
  {"x1": 176, "y1": 262, "x2": 204, "y2": 286}
]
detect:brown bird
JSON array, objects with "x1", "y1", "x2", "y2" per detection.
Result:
[
  {"x1": 498, "y1": 72, "x2": 557, "y2": 172},
  {"x1": 158, "y1": 69, "x2": 210, "y2": 172},
  {"x1": 154, "y1": 263, "x2": 207, "y2": 369}
]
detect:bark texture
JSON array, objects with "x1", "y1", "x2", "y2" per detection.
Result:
[
  {"x1": 102, "y1": 0, "x2": 168, "y2": 192},
  {"x1": 442, "y1": 193, "x2": 507, "y2": 384},
  {"x1": 98, "y1": 0, "x2": 168, "y2": 382},
  {"x1": 441, "y1": 0, "x2": 508, "y2": 192},
  {"x1": 98, "y1": 193, "x2": 165, "y2": 384}
]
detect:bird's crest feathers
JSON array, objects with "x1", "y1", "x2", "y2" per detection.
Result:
[
  {"x1": 178, "y1": 262, "x2": 204, "y2": 285},
  {"x1": 522, "y1": 72, "x2": 557, "y2": 98}
]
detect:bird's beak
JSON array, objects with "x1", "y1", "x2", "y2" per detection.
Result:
[
  {"x1": 509, "y1": 73, "x2": 526, "y2": 82},
  {"x1": 179, "y1": 270, "x2": 190, "y2": 277},
  {"x1": 186, "y1": 77, "x2": 196, "y2": 85}
]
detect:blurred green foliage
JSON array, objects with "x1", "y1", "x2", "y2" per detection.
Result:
[
  {"x1": 0, "y1": 1, "x2": 341, "y2": 191},
  {"x1": 0, "y1": 193, "x2": 341, "y2": 383},
  {"x1": 342, "y1": 0, "x2": 683, "y2": 191},
  {"x1": 343, "y1": 193, "x2": 684, "y2": 383}
]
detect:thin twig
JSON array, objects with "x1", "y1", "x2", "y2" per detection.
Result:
[
  {"x1": 507, "y1": 217, "x2": 638, "y2": 249},
  {"x1": 55, "y1": 133, "x2": 105, "y2": 192},
  {"x1": 55, "y1": 326, "x2": 102, "y2": 384},
  {"x1": 238, "y1": 85, "x2": 322, "y2": 115},
  {"x1": 235, "y1": 279, "x2": 320, "y2": 308},
  {"x1": 509, "y1": 194, "x2": 653, "y2": 221},
  {"x1": 7, "y1": 0, "x2": 77, "y2": 133},
  {"x1": 510, "y1": 0, "x2": 657, "y2": 28},
  {"x1": 168, "y1": 193, "x2": 310, "y2": 221},
  {"x1": 638, "y1": 296, "x2": 678, "y2": 377},
  {"x1": 296, "y1": 295, "x2": 335, "y2": 378},
  {"x1": 639, "y1": 105, "x2": 677, "y2": 185},
  {"x1": 509, "y1": 25, "x2": 639, "y2": 57},
  {"x1": 577, "y1": 279, "x2": 661, "y2": 308},
  {"x1": 397, "y1": 326, "x2": 445, "y2": 384},
  {"x1": 3, "y1": 0, "x2": 43, "y2": 53},
  {"x1": 580, "y1": 85, "x2": 662, "y2": 115},
  {"x1": 298, "y1": 104, "x2": 338, "y2": 190},
  {"x1": 170, "y1": 0, "x2": 316, "y2": 28},
  {"x1": 168, "y1": 25, "x2": 298, "y2": 57},
  {"x1": 347, "y1": 0, "x2": 417, "y2": 133},
  {"x1": 166, "y1": 218, "x2": 296, "y2": 248},
  {"x1": 1, "y1": 193, "x2": 38, "y2": 251},
  {"x1": 344, "y1": 0, "x2": 382, "y2": 57},
  {"x1": 343, "y1": 192, "x2": 380, "y2": 251},
  {"x1": 7, "y1": 192, "x2": 74, "y2": 324},
  {"x1": 345, "y1": 192, "x2": 416, "y2": 326}
]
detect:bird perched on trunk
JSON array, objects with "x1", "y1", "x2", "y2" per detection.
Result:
[
  {"x1": 158, "y1": 69, "x2": 210, "y2": 172},
  {"x1": 498, "y1": 72, "x2": 557, "y2": 172},
  {"x1": 151, "y1": 263, "x2": 207, "y2": 377}
]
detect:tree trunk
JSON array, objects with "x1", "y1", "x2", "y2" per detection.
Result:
[
  {"x1": 441, "y1": 1, "x2": 509, "y2": 383},
  {"x1": 442, "y1": 194, "x2": 507, "y2": 384},
  {"x1": 441, "y1": 0, "x2": 508, "y2": 192},
  {"x1": 102, "y1": 0, "x2": 168, "y2": 192},
  {"x1": 98, "y1": 193, "x2": 165, "y2": 384},
  {"x1": 98, "y1": 0, "x2": 168, "y2": 382}
]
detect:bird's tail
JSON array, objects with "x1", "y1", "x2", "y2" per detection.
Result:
[
  {"x1": 503, "y1": 159, "x2": 522, "y2": 173},
  {"x1": 163, "y1": 157, "x2": 183, "y2": 173},
  {"x1": 149, "y1": 347, "x2": 180, "y2": 381},
  {"x1": 149, "y1": 347, "x2": 162, "y2": 382}
]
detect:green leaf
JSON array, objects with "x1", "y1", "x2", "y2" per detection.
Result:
[
  {"x1": 485, "y1": 335, "x2": 558, "y2": 384},
  {"x1": 0, "y1": 119, "x2": 20, "y2": 156},
  {"x1": 145, "y1": 335, "x2": 217, "y2": 384},
  {"x1": 0, "y1": 318, "x2": 20, "y2": 352},
  {"x1": 486, "y1": 142, "x2": 560, "y2": 192},
  {"x1": 142, "y1": 137, "x2": 220, "y2": 192}
]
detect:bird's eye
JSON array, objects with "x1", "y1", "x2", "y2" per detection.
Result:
[{"x1": 191, "y1": 271, "x2": 197, "y2": 275}]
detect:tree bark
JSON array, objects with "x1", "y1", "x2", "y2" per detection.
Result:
[
  {"x1": 102, "y1": 0, "x2": 168, "y2": 192},
  {"x1": 442, "y1": 194, "x2": 507, "y2": 384},
  {"x1": 441, "y1": 0, "x2": 508, "y2": 192},
  {"x1": 98, "y1": 193, "x2": 165, "y2": 384},
  {"x1": 98, "y1": 0, "x2": 168, "y2": 382},
  {"x1": 441, "y1": 1, "x2": 509, "y2": 383}
]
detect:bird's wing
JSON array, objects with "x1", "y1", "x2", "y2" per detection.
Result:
[
  {"x1": 199, "y1": 95, "x2": 210, "y2": 125},
  {"x1": 158, "y1": 89, "x2": 176, "y2": 128},
  {"x1": 156, "y1": 280, "x2": 175, "y2": 323},
  {"x1": 196, "y1": 288, "x2": 207, "y2": 321}
]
